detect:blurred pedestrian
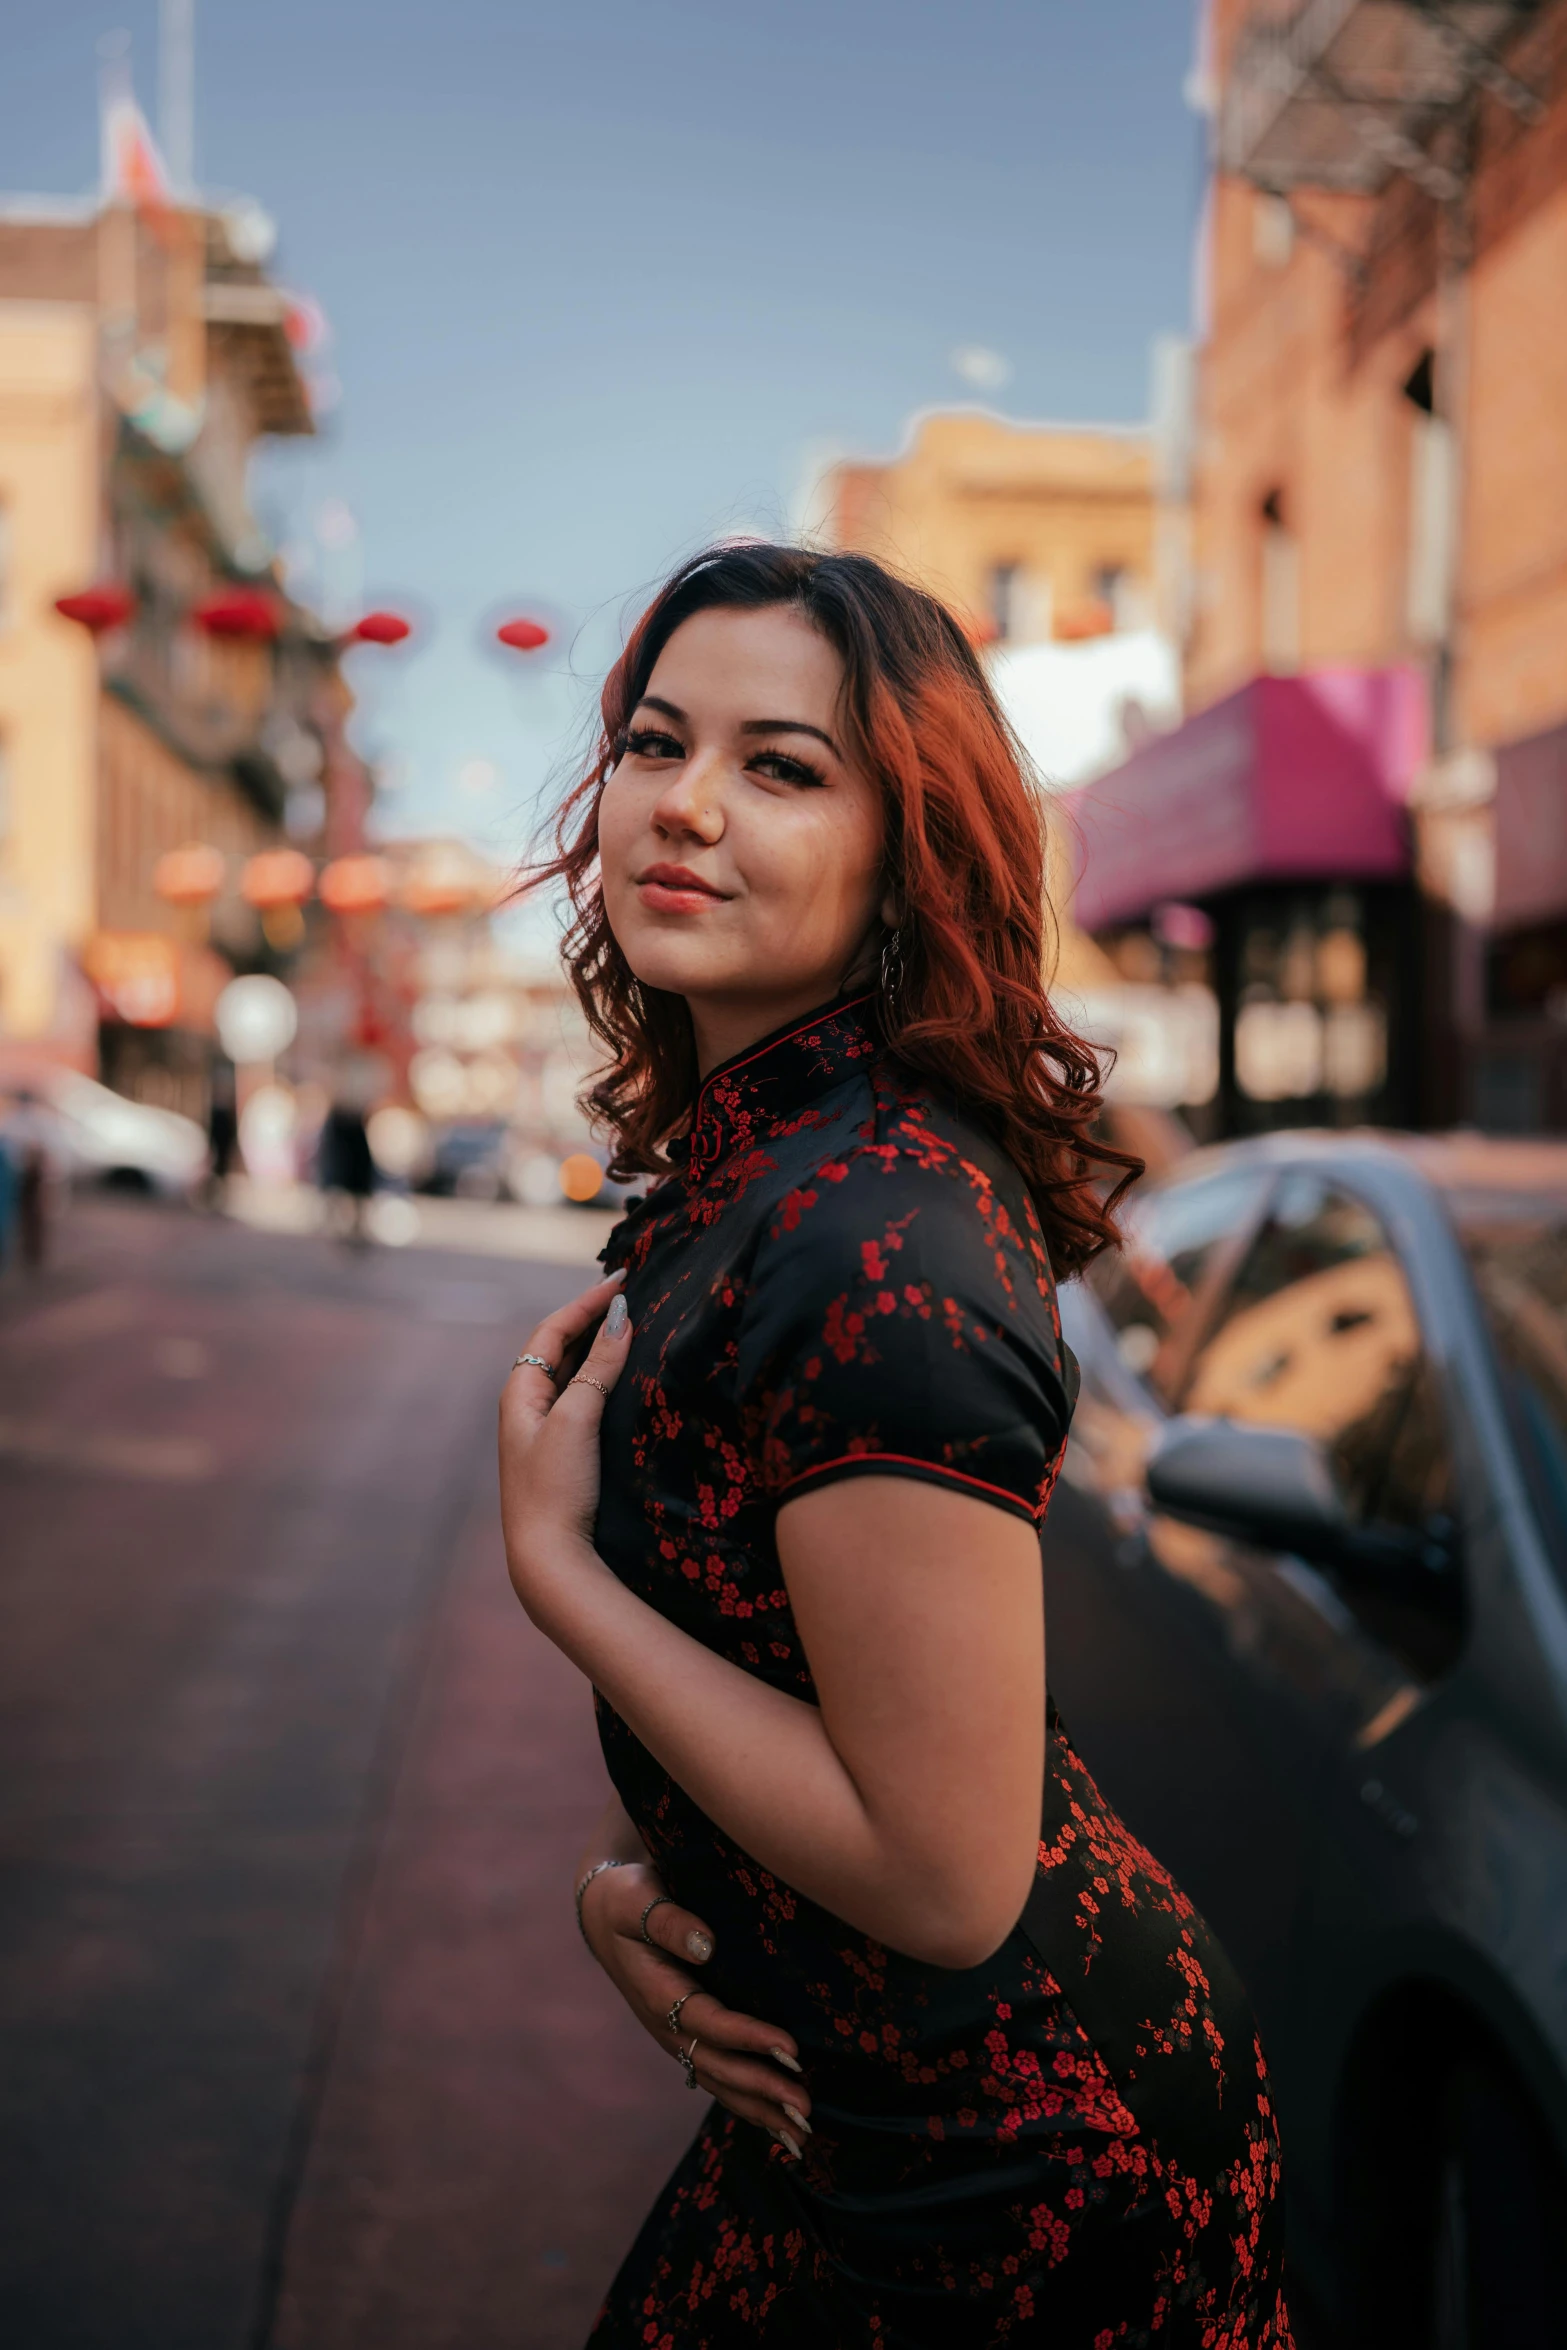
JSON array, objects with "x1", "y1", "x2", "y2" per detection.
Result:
[
  {"x1": 204, "y1": 1060, "x2": 238, "y2": 1211},
  {"x1": 2, "y1": 1089, "x2": 53, "y2": 1269},
  {"x1": 498, "y1": 547, "x2": 1293, "y2": 2348},
  {"x1": 317, "y1": 1098, "x2": 375, "y2": 1245},
  {"x1": 0, "y1": 1121, "x2": 17, "y2": 1273}
]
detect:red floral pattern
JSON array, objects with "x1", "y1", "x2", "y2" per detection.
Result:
[{"x1": 587, "y1": 998, "x2": 1293, "y2": 2346}]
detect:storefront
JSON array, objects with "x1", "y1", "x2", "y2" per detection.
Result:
[
  {"x1": 1070, "y1": 668, "x2": 1430, "y2": 1137},
  {"x1": 1481, "y1": 715, "x2": 1567, "y2": 1132}
]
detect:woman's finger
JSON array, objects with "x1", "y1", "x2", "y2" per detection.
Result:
[
  {"x1": 508, "y1": 1270, "x2": 626, "y2": 1390},
  {"x1": 635, "y1": 1896, "x2": 715, "y2": 1969},
  {"x1": 690, "y1": 2046, "x2": 812, "y2": 2147},
  {"x1": 664, "y1": 1989, "x2": 801, "y2": 2072},
  {"x1": 688, "y1": 2038, "x2": 811, "y2": 2124},
  {"x1": 556, "y1": 1285, "x2": 633, "y2": 1409}
]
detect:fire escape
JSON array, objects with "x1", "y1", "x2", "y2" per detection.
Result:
[
  {"x1": 1217, "y1": 0, "x2": 1552, "y2": 766},
  {"x1": 1218, "y1": 1, "x2": 1545, "y2": 205}
]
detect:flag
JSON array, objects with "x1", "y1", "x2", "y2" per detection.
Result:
[{"x1": 100, "y1": 74, "x2": 174, "y2": 216}]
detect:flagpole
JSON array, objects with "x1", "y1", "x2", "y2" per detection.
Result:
[{"x1": 159, "y1": 0, "x2": 196, "y2": 196}]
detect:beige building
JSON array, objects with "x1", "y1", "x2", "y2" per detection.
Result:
[
  {"x1": 0, "y1": 192, "x2": 363, "y2": 1109},
  {"x1": 820, "y1": 409, "x2": 1160, "y2": 647}
]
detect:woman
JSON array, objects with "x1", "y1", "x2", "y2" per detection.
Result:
[{"x1": 500, "y1": 545, "x2": 1292, "y2": 2347}]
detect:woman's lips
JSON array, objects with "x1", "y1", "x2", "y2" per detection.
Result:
[{"x1": 636, "y1": 866, "x2": 730, "y2": 914}]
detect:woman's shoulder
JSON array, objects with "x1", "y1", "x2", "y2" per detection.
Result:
[{"x1": 759, "y1": 1065, "x2": 1058, "y2": 1314}]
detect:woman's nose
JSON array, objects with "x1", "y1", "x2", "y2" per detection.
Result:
[{"x1": 651, "y1": 751, "x2": 726, "y2": 845}]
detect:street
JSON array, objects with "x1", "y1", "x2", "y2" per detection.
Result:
[{"x1": 0, "y1": 1199, "x2": 693, "y2": 2350}]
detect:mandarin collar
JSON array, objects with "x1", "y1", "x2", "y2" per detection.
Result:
[{"x1": 684, "y1": 993, "x2": 877, "y2": 1177}]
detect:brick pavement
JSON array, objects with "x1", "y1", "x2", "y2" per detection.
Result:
[{"x1": 0, "y1": 1200, "x2": 694, "y2": 2350}]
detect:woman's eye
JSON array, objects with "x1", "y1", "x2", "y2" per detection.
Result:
[
  {"x1": 749, "y1": 750, "x2": 825, "y2": 789},
  {"x1": 624, "y1": 728, "x2": 685, "y2": 762}
]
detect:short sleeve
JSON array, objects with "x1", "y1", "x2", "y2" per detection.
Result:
[{"x1": 737, "y1": 1143, "x2": 1073, "y2": 1524}]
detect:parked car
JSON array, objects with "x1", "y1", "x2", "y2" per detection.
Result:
[
  {"x1": 419, "y1": 1119, "x2": 512, "y2": 1201},
  {"x1": 3, "y1": 1070, "x2": 207, "y2": 1200},
  {"x1": 1047, "y1": 1130, "x2": 1567, "y2": 2345}
]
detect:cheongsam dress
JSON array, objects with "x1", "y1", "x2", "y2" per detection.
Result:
[{"x1": 587, "y1": 993, "x2": 1293, "y2": 2349}]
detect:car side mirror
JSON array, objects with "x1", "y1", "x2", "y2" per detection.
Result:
[
  {"x1": 1146, "y1": 1416, "x2": 1351, "y2": 1561},
  {"x1": 1145, "y1": 1415, "x2": 1455, "y2": 1590}
]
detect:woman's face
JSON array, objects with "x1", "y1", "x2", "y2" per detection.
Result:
[{"x1": 597, "y1": 604, "x2": 889, "y2": 1065}]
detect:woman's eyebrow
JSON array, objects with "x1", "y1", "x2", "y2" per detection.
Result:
[
  {"x1": 740, "y1": 718, "x2": 841, "y2": 758},
  {"x1": 635, "y1": 696, "x2": 686, "y2": 724}
]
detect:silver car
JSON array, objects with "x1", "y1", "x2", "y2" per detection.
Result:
[{"x1": 1048, "y1": 1132, "x2": 1567, "y2": 2347}]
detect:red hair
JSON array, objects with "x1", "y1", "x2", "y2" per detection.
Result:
[{"x1": 527, "y1": 543, "x2": 1136, "y2": 1274}]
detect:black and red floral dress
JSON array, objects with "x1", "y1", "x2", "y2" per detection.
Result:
[{"x1": 588, "y1": 995, "x2": 1292, "y2": 2349}]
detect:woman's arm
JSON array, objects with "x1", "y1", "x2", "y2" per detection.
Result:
[{"x1": 503, "y1": 1284, "x2": 1045, "y2": 1969}]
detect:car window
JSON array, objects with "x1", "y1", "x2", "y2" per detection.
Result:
[
  {"x1": 1088, "y1": 1167, "x2": 1270, "y2": 1402},
  {"x1": 1448, "y1": 1190, "x2": 1567, "y2": 1599},
  {"x1": 1181, "y1": 1170, "x2": 1460, "y2": 1675}
]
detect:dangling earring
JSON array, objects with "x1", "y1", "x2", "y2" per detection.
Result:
[{"x1": 879, "y1": 926, "x2": 905, "y2": 1008}]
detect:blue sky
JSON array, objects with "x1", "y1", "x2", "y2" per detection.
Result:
[{"x1": 5, "y1": 1, "x2": 1203, "y2": 864}]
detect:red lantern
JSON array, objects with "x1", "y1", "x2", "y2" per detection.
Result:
[
  {"x1": 241, "y1": 848, "x2": 315, "y2": 910},
  {"x1": 196, "y1": 589, "x2": 281, "y2": 640},
  {"x1": 496, "y1": 616, "x2": 550, "y2": 652},
  {"x1": 54, "y1": 583, "x2": 136, "y2": 633},
  {"x1": 153, "y1": 842, "x2": 226, "y2": 906},
  {"x1": 349, "y1": 610, "x2": 413, "y2": 646},
  {"x1": 398, "y1": 841, "x2": 491, "y2": 918},
  {"x1": 319, "y1": 855, "x2": 391, "y2": 915}
]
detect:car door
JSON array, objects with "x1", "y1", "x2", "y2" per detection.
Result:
[
  {"x1": 1151, "y1": 1165, "x2": 1465, "y2": 2195},
  {"x1": 1046, "y1": 1162, "x2": 1307, "y2": 2007}
]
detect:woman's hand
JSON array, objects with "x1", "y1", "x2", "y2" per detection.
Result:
[
  {"x1": 499, "y1": 1269, "x2": 632, "y2": 1613},
  {"x1": 581, "y1": 1861, "x2": 812, "y2": 2158}
]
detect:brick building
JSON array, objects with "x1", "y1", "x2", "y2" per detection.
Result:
[
  {"x1": 0, "y1": 187, "x2": 372, "y2": 1117},
  {"x1": 1075, "y1": 0, "x2": 1567, "y2": 1135}
]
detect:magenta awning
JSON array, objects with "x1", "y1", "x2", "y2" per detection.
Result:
[{"x1": 1069, "y1": 669, "x2": 1427, "y2": 931}]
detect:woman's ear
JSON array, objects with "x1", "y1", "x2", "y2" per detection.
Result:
[{"x1": 879, "y1": 889, "x2": 900, "y2": 930}]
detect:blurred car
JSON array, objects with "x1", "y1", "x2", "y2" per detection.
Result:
[
  {"x1": 419, "y1": 1119, "x2": 512, "y2": 1201},
  {"x1": 3, "y1": 1070, "x2": 207, "y2": 1199},
  {"x1": 1047, "y1": 1130, "x2": 1567, "y2": 2345}
]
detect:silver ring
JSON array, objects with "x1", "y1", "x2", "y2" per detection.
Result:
[
  {"x1": 666, "y1": 1990, "x2": 695, "y2": 2035},
  {"x1": 678, "y1": 2036, "x2": 700, "y2": 2089},
  {"x1": 640, "y1": 1893, "x2": 675, "y2": 1945},
  {"x1": 573, "y1": 1373, "x2": 611, "y2": 1400},
  {"x1": 513, "y1": 1353, "x2": 558, "y2": 1378}
]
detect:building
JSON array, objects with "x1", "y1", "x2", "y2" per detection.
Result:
[
  {"x1": 0, "y1": 182, "x2": 372, "y2": 1118},
  {"x1": 820, "y1": 408, "x2": 1164, "y2": 647},
  {"x1": 1074, "y1": 0, "x2": 1567, "y2": 1136}
]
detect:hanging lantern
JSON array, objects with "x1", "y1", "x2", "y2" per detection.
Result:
[
  {"x1": 398, "y1": 840, "x2": 492, "y2": 918},
  {"x1": 349, "y1": 610, "x2": 413, "y2": 647},
  {"x1": 240, "y1": 848, "x2": 315, "y2": 910},
  {"x1": 153, "y1": 841, "x2": 226, "y2": 907},
  {"x1": 319, "y1": 854, "x2": 392, "y2": 915},
  {"x1": 195, "y1": 589, "x2": 281, "y2": 640},
  {"x1": 496, "y1": 616, "x2": 550, "y2": 652},
  {"x1": 54, "y1": 583, "x2": 137, "y2": 633}
]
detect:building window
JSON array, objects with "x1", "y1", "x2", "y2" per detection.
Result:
[
  {"x1": 1259, "y1": 488, "x2": 1300, "y2": 673},
  {"x1": 989, "y1": 562, "x2": 1021, "y2": 642},
  {"x1": 1403, "y1": 351, "x2": 1455, "y2": 649}
]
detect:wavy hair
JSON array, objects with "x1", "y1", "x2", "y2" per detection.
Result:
[{"x1": 526, "y1": 542, "x2": 1136, "y2": 1274}]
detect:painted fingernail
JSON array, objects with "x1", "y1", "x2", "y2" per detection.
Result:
[
  {"x1": 687, "y1": 1932, "x2": 712, "y2": 1961},
  {"x1": 773, "y1": 2129, "x2": 803, "y2": 2161},
  {"x1": 770, "y1": 2048, "x2": 803, "y2": 2074},
  {"x1": 782, "y1": 2105, "x2": 812, "y2": 2136},
  {"x1": 606, "y1": 1294, "x2": 629, "y2": 1339},
  {"x1": 604, "y1": 1267, "x2": 626, "y2": 1286}
]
